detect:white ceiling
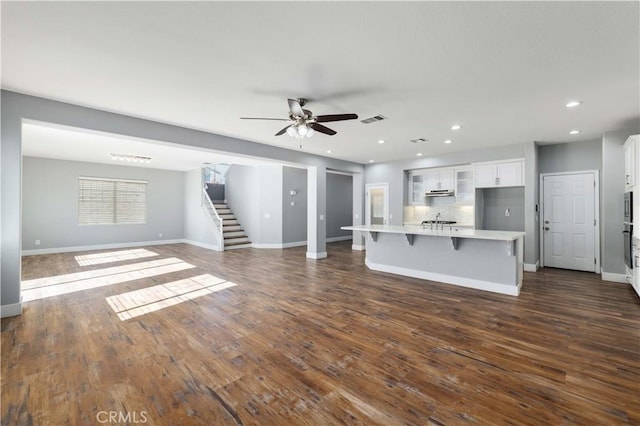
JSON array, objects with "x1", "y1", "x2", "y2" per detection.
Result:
[
  {"x1": 21, "y1": 121, "x2": 281, "y2": 171},
  {"x1": 3, "y1": 2, "x2": 639, "y2": 164}
]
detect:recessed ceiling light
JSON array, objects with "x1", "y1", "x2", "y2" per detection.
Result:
[
  {"x1": 444, "y1": 140, "x2": 453, "y2": 144},
  {"x1": 378, "y1": 140, "x2": 385, "y2": 144},
  {"x1": 565, "y1": 101, "x2": 582, "y2": 108},
  {"x1": 326, "y1": 150, "x2": 333, "y2": 154},
  {"x1": 451, "y1": 124, "x2": 462, "y2": 131},
  {"x1": 369, "y1": 160, "x2": 375, "y2": 163},
  {"x1": 569, "y1": 130, "x2": 581, "y2": 135},
  {"x1": 416, "y1": 153, "x2": 423, "y2": 157}
]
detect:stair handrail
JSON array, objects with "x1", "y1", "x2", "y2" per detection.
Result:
[{"x1": 202, "y1": 187, "x2": 224, "y2": 251}]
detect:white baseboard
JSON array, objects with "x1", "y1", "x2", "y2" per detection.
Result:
[
  {"x1": 601, "y1": 271, "x2": 629, "y2": 283},
  {"x1": 182, "y1": 239, "x2": 223, "y2": 252},
  {"x1": 326, "y1": 235, "x2": 353, "y2": 243},
  {"x1": 306, "y1": 251, "x2": 328, "y2": 260},
  {"x1": 352, "y1": 244, "x2": 365, "y2": 251},
  {"x1": 21, "y1": 239, "x2": 185, "y2": 256},
  {"x1": 524, "y1": 261, "x2": 539, "y2": 272},
  {"x1": 365, "y1": 259, "x2": 520, "y2": 296},
  {"x1": 1, "y1": 301, "x2": 23, "y2": 318},
  {"x1": 252, "y1": 237, "x2": 350, "y2": 249}
]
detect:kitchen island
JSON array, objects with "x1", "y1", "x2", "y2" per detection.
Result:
[{"x1": 341, "y1": 225, "x2": 525, "y2": 296}]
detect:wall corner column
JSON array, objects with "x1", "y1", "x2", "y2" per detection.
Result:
[{"x1": 306, "y1": 165, "x2": 327, "y2": 259}]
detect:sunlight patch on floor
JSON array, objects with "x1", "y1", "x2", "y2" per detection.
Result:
[
  {"x1": 75, "y1": 248, "x2": 158, "y2": 266},
  {"x1": 106, "y1": 274, "x2": 237, "y2": 320},
  {"x1": 21, "y1": 258, "x2": 196, "y2": 302}
]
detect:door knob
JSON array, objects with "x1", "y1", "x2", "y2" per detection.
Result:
[{"x1": 544, "y1": 227, "x2": 550, "y2": 231}]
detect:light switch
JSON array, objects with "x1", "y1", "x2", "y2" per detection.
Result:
[
  {"x1": 320, "y1": 214, "x2": 325, "y2": 221},
  {"x1": 389, "y1": 214, "x2": 393, "y2": 219},
  {"x1": 355, "y1": 213, "x2": 359, "y2": 219},
  {"x1": 264, "y1": 213, "x2": 271, "y2": 219}
]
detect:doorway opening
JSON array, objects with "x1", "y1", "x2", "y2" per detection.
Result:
[{"x1": 365, "y1": 183, "x2": 389, "y2": 226}]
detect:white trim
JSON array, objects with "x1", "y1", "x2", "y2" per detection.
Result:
[
  {"x1": 252, "y1": 241, "x2": 307, "y2": 249},
  {"x1": 365, "y1": 259, "x2": 520, "y2": 296},
  {"x1": 352, "y1": 244, "x2": 365, "y2": 251},
  {"x1": 365, "y1": 182, "x2": 390, "y2": 226},
  {"x1": 327, "y1": 235, "x2": 353, "y2": 243},
  {"x1": 327, "y1": 169, "x2": 354, "y2": 176},
  {"x1": 524, "y1": 261, "x2": 539, "y2": 272},
  {"x1": 306, "y1": 251, "x2": 328, "y2": 259},
  {"x1": 21, "y1": 239, "x2": 185, "y2": 256},
  {"x1": 601, "y1": 271, "x2": 629, "y2": 283},
  {"x1": 182, "y1": 239, "x2": 223, "y2": 252},
  {"x1": 1, "y1": 301, "x2": 23, "y2": 318},
  {"x1": 539, "y1": 170, "x2": 600, "y2": 272}
]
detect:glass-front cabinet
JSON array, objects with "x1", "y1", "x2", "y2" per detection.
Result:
[
  {"x1": 455, "y1": 168, "x2": 474, "y2": 205},
  {"x1": 409, "y1": 173, "x2": 425, "y2": 205}
]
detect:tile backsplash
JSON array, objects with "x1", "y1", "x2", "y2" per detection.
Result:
[{"x1": 404, "y1": 203, "x2": 474, "y2": 226}]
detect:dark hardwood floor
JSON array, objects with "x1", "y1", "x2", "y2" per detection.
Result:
[{"x1": 2, "y1": 242, "x2": 639, "y2": 425}]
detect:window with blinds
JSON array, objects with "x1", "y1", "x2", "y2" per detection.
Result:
[{"x1": 79, "y1": 177, "x2": 147, "y2": 225}]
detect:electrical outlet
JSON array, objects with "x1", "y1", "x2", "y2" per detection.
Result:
[
  {"x1": 35, "y1": 240, "x2": 40, "y2": 246},
  {"x1": 158, "y1": 233, "x2": 163, "y2": 238}
]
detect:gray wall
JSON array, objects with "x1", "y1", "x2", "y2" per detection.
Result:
[
  {"x1": 184, "y1": 168, "x2": 220, "y2": 248},
  {"x1": 479, "y1": 187, "x2": 525, "y2": 232},
  {"x1": 602, "y1": 129, "x2": 637, "y2": 275},
  {"x1": 538, "y1": 139, "x2": 602, "y2": 174},
  {"x1": 283, "y1": 166, "x2": 308, "y2": 244},
  {"x1": 327, "y1": 173, "x2": 353, "y2": 238},
  {"x1": 225, "y1": 165, "x2": 284, "y2": 245},
  {"x1": 257, "y1": 166, "x2": 284, "y2": 244},
  {"x1": 225, "y1": 165, "x2": 259, "y2": 243},
  {"x1": 22, "y1": 157, "x2": 184, "y2": 251}
]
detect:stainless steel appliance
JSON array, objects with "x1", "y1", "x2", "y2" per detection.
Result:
[
  {"x1": 425, "y1": 189, "x2": 455, "y2": 197},
  {"x1": 624, "y1": 191, "x2": 633, "y2": 269}
]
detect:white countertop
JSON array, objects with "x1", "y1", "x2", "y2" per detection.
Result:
[{"x1": 342, "y1": 224, "x2": 525, "y2": 241}]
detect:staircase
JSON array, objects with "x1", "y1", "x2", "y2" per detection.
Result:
[{"x1": 212, "y1": 202, "x2": 252, "y2": 250}]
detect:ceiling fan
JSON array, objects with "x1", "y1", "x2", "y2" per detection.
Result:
[{"x1": 241, "y1": 98, "x2": 358, "y2": 139}]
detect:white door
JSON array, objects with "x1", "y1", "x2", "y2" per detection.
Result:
[
  {"x1": 366, "y1": 184, "x2": 389, "y2": 226},
  {"x1": 424, "y1": 170, "x2": 440, "y2": 191},
  {"x1": 497, "y1": 161, "x2": 523, "y2": 186},
  {"x1": 543, "y1": 173, "x2": 596, "y2": 272},
  {"x1": 474, "y1": 164, "x2": 497, "y2": 187},
  {"x1": 438, "y1": 170, "x2": 455, "y2": 191}
]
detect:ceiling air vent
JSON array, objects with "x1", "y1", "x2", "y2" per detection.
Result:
[
  {"x1": 361, "y1": 114, "x2": 387, "y2": 124},
  {"x1": 410, "y1": 138, "x2": 428, "y2": 143}
]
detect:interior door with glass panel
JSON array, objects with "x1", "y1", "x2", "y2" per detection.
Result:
[
  {"x1": 366, "y1": 184, "x2": 389, "y2": 226},
  {"x1": 542, "y1": 173, "x2": 596, "y2": 272}
]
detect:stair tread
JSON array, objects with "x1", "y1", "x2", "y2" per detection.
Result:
[{"x1": 224, "y1": 240, "x2": 252, "y2": 246}]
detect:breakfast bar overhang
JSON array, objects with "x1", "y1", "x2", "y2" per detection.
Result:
[{"x1": 342, "y1": 225, "x2": 525, "y2": 296}]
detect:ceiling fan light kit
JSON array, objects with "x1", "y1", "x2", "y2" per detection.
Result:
[{"x1": 241, "y1": 98, "x2": 358, "y2": 139}]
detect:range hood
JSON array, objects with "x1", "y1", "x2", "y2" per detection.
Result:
[{"x1": 425, "y1": 189, "x2": 455, "y2": 197}]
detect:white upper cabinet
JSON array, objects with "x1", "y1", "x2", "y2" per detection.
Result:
[
  {"x1": 473, "y1": 159, "x2": 524, "y2": 188},
  {"x1": 624, "y1": 135, "x2": 638, "y2": 190},
  {"x1": 424, "y1": 169, "x2": 454, "y2": 191}
]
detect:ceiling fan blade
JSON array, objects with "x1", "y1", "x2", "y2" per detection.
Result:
[
  {"x1": 310, "y1": 123, "x2": 337, "y2": 136},
  {"x1": 240, "y1": 117, "x2": 290, "y2": 121},
  {"x1": 314, "y1": 113, "x2": 359, "y2": 123},
  {"x1": 288, "y1": 98, "x2": 306, "y2": 118},
  {"x1": 275, "y1": 125, "x2": 292, "y2": 136}
]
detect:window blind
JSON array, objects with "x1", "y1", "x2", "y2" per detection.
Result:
[{"x1": 79, "y1": 177, "x2": 147, "y2": 225}]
